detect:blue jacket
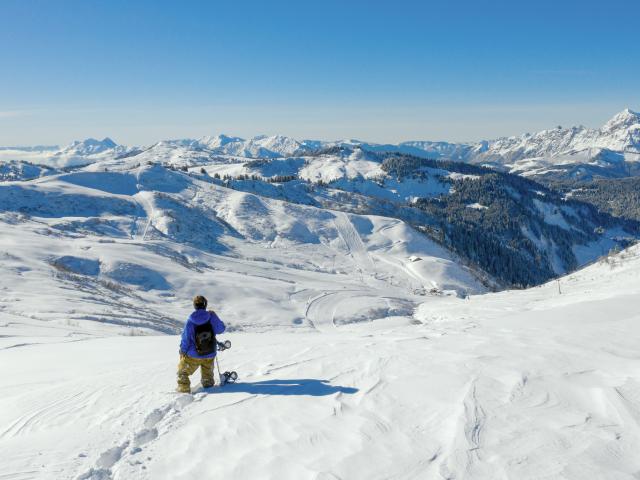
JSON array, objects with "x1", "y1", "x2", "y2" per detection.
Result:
[{"x1": 179, "y1": 309, "x2": 226, "y2": 358}]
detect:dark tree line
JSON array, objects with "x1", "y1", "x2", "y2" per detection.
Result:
[
  {"x1": 545, "y1": 177, "x2": 640, "y2": 223},
  {"x1": 382, "y1": 154, "x2": 638, "y2": 287}
]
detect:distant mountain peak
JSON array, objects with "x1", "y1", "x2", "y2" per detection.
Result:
[
  {"x1": 73, "y1": 137, "x2": 117, "y2": 146},
  {"x1": 101, "y1": 137, "x2": 117, "y2": 147},
  {"x1": 59, "y1": 137, "x2": 119, "y2": 156},
  {"x1": 199, "y1": 134, "x2": 244, "y2": 148},
  {"x1": 603, "y1": 108, "x2": 640, "y2": 130},
  {"x1": 63, "y1": 137, "x2": 118, "y2": 153}
]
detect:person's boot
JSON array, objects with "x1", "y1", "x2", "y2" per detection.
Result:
[
  {"x1": 177, "y1": 354, "x2": 198, "y2": 393},
  {"x1": 201, "y1": 360, "x2": 215, "y2": 388},
  {"x1": 176, "y1": 374, "x2": 191, "y2": 393}
]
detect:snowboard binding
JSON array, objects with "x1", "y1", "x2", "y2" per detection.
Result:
[
  {"x1": 215, "y1": 339, "x2": 236, "y2": 385},
  {"x1": 221, "y1": 371, "x2": 238, "y2": 385}
]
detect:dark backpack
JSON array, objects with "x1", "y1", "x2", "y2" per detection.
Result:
[{"x1": 194, "y1": 320, "x2": 216, "y2": 355}]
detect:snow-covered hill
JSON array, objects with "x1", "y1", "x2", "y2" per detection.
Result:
[
  {"x1": 3, "y1": 127, "x2": 637, "y2": 288},
  {"x1": 0, "y1": 164, "x2": 484, "y2": 340},
  {"x1": 0, "y1": 160, "x2": 57, "y2": 181},
  {"x1": 193, "y1": 150, "x2": 637, "y2": 286}
]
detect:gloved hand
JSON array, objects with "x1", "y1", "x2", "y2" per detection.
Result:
[{"x1": 179, "y1": 349, "x2": 187, "y2": 358}]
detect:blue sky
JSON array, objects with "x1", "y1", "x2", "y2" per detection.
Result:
[{"x1": 1, "y1": 0, "x2": 639, "y2": 145}]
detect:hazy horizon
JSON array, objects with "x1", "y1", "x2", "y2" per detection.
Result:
[{"x1": 2, "y1": 103, "x2": 637, "y2": 148}]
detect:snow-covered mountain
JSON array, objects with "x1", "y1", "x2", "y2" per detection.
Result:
[
  {"x1": 281, "y1": 108, "x2": 640, "y2": 180},
  {"x1": 197, "y1": 133, "x2": 307, "y2": 158},
  {"x1": 0, "y1": 109, "x2": 637, "y2": 287},
  {"x1": 3, "y1": 108, "x2": 637, "y2": 179},
  {"x1": 5, "y1": 138, "x2": 630, "y2": 287},
  {"x1": 343, "y1": 108, "x2": 640, "y2": 180},
  {"x1": 466, "y1": 108, "x2": 640, "y2": 179},
  {"x1": 472, "y1": 108, "x2": 639, "y2": 162},
  {"x1": 1, "y1": 117, "x2": 640, "y2": 478},
  {"x1": 1, "y1": 111, "x2": 638, "y2": 287},
  {"x1": 57, "y1": 137, "x2": 118, "y2": 157}
]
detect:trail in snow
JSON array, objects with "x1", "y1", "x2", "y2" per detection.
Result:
[
  {"x1": 371, "y1": 252, "x2": 428, "y2": 292},
  {"x1": 304, "y1": 288, "x2": 414, "y2": 332},
  {"x1": 137, "y1": 191, "x2": 155, "y2": 241},
  {"x1": 304, "y1": 290, "x2": 352, "y2": 331},
  {"x1": 333, "y1": 212, "x2": 376, "y2": 276}
]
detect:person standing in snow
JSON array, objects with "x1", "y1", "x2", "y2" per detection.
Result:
[{"x1": 177, "y1": 295, "x2": 226, "y2": 393}]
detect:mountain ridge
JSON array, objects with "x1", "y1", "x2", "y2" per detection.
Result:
[{"x1": 2, "y1": 108, "x2": 638, "y2": 179}]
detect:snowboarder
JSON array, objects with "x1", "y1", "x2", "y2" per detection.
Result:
[{"x1": 176, "y1": 295, "x2": 226, "y2": 393}]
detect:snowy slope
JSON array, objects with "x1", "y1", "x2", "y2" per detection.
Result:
[
  {"x1": 1, "y1": 220, "x2": 639, "y2": 479},
  {"x1": 0, "y1": 164, "x2": 484, "y2": 341},
  {"x1": 0, "y1": 160, "x2": 57, "y2": 181},
  {"x1": 0, "y1": 163, "x2": 491, "y2": 478}
]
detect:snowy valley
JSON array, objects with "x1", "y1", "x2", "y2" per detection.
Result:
[{"x1": 2, "y1": 124, "x2": 638, "y2": 288}]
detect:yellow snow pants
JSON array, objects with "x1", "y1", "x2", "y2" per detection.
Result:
[{"x1": 177, "y1": 354, "x2": 215, "y2": 393}]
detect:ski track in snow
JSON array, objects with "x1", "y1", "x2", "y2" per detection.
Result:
[
  {"x1": 333, "y1": 212, "x2": 376, "y2": 277},
  {"x1": 305, "y1": 290, "x2": 349, "y2": 331},
  {"x1": 137, "y1": 191, "x2": 155, "y2": 241},
  {"x1": 371, "y1": 253, "x2": 426, "y2": 291}
]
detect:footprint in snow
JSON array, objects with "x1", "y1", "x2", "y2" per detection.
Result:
[{"x1": 77, "y1": 390, "x2": 199, "y2": 478}]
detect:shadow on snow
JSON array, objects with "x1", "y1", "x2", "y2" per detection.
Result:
[{"x1": 218, "y1": 378, "x2": 358, "y2": 396}]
